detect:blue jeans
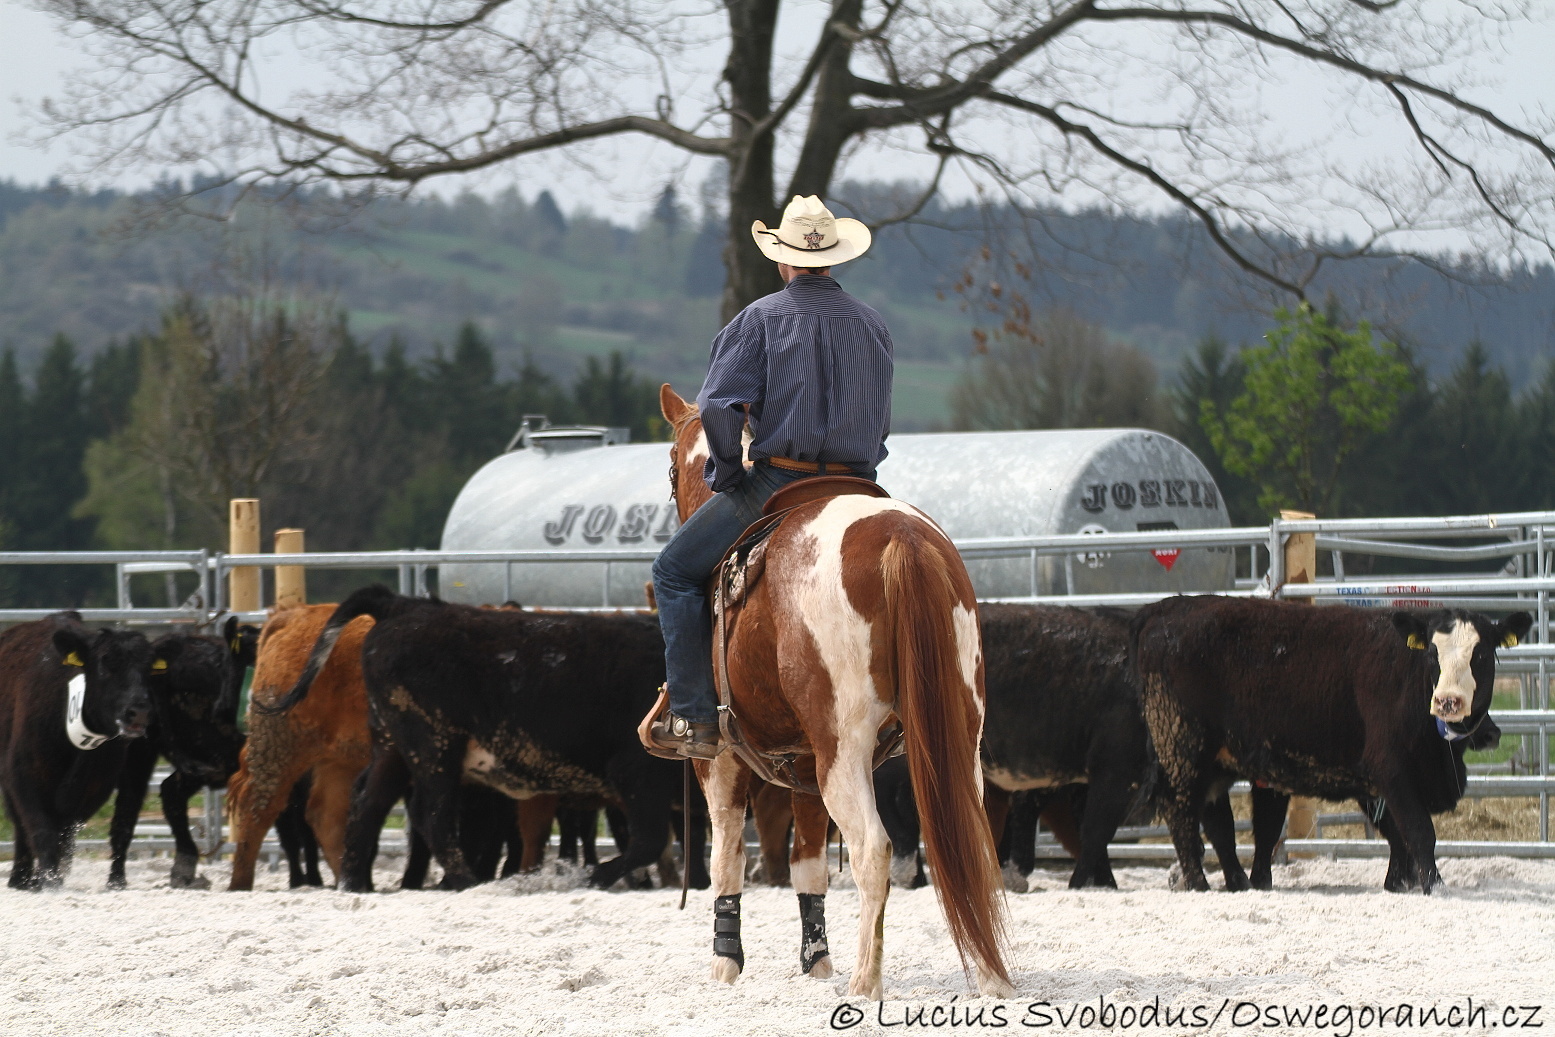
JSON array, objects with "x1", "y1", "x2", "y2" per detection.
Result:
[{"x1": 652, "y1": 462, "x2": 809, "y2": 722}]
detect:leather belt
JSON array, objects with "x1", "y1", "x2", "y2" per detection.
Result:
[{"x1": 764, "y1": 456, "x2": 857, "y2": 475}]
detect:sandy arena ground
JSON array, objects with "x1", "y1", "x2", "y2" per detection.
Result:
[{"x1": 1, "y1": 854, "x2": 1551, "y2": 1036}]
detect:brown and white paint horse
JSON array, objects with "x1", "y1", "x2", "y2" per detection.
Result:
[{"x1": 660, "y1": 386, "x2": 1011, "y2": 1000}]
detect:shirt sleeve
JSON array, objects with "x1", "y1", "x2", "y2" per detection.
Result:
[{"x1": 696, "y1": 308, "x2": 767, "y2": 493}]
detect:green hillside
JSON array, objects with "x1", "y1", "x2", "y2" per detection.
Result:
[{"x1": 2, "y1": 179, "x2": 1553, "y2": 434}]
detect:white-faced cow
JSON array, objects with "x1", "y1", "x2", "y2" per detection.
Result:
[
  {"x1": 1134, "y1": 595, "x2": 1529, "y2": 894},
  {"x1": 0, "y1": 613, "x2": 153, "y2": 889}
]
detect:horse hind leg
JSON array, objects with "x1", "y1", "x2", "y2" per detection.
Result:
[
  {"x1": 790, "y1": 789, "x2": 833, "y2": 979},
  {"x1": 818, "y1": 747, "x2": 892, "y2": 1001},
  {"x1": 701, "y1": 752, "x2": 751, "y2": 985}
]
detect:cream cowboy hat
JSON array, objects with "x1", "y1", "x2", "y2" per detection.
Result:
[{"x1": 751, "y1": 195, "x2": 871, "y2": 266}]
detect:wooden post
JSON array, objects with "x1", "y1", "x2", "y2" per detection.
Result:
[
  {"x1": 274, "y1": 528, "x2": 306, "y2": 609},
  {"x1": 228, "y1": 499, "x2": 261, "y2": 613},
  {"x1": 1281, "y1": 508, "x2": 1319, "y2": 845}
]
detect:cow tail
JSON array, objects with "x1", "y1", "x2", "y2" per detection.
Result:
[
  {"x1": 1128, "y1": 605, "x2": 1168, "y2": 818},
  {"x1": 882, "y1": 533, "x2": 1010, "y2": 989},
  {"x1": 252, "y1": 584, "x2": 405, "y2": 716}
]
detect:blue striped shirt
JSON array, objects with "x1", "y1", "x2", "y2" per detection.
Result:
[{"x1": 696, "y1": 274, "x2": 894, "y2": 492}]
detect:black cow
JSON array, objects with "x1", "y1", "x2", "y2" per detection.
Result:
[
  {"x1": 979, "y1": 604, "x2": 1153, "y2": 888},
  {"x1": 1196, "y1": 712, "x2": 1502, "y2": 892},
  {"x1": 1135, "y1": 595, "x2": 1529, "y2": 894},
  {"x1": 107, "y1": 619, "x2": 322, "y2": 889},
  {"x1": 0, "y1": 613, "x2": 153, "y2": 889},
  {"x1": 266, "y1": 585, "x2": 709, "y2": 892}
]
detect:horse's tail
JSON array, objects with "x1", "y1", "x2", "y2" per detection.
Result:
[
  {"x1": 882, "y1": 531, "x2": 1010, "y2": 989},
  {"x1": 252, "y1": 584, "x2": 410, "y2": 716}
]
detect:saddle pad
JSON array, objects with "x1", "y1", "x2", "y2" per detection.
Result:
[{"x1": 761, "y1": 475, "x2": 889, "y2": 516}]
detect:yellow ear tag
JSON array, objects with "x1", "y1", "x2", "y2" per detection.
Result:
[
  {"x1": 1502, "y1": 633, "x2": 1520, "y2": 649},
  {"x1": 231, "y1": 639, "x2": 242, "y2": 654},
  {"x1": 63, "y1": 651, "x2": 84, "y2": 667},
  {"x1": 1406, "y1": 634, "x2": 1425, "y2": 651},
  {"x1": 151, "y1": 658, "x2": 169, "y2": 671}
]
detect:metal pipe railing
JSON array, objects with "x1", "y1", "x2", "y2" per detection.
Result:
[{"x1": 5, "y1": 507, "x2": 1555, "y2": 858}]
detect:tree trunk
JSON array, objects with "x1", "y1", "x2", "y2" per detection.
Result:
[
  {"x1": 719, "y1": 0, "x2": 785, "y2": 324},
  {"x1": 788, "y1": 0, "x2": 864, "y2": 199}
]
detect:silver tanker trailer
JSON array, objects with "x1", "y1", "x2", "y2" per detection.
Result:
[{"x1": 439, "y1": 421, "x2": 1235, "y2": 608}]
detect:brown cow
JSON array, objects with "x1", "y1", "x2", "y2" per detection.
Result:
[{"x1": 226, "y1": 604, "x2": 374, "y2": 890}]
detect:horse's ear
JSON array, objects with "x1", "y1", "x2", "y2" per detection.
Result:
[{"x1": 660, "y1": 383, "x2": 692, "y2": 425}]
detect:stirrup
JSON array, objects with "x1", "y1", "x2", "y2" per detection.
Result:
[{"x1": 639, "y1": 686, "x2": 722, "y2": 760}]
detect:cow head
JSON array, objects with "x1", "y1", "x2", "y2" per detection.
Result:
[
  {"x1": 52, "y1": 619, "x2": 154, "y2": 741},
  {"x1": 1391, "y1": 609, "x2": 1532, "y2": 730},
  {"x1": 146, "y1": 622, "x2": 255, "y2": 781}
]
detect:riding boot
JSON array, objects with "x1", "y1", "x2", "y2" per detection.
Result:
[{"x1": 650, "y1": 708, "x2": 723, "y2": 760}]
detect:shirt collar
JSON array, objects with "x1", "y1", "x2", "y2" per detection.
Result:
[{"x1": 784, "y1": 274, "x2": 841, "y2": 291}]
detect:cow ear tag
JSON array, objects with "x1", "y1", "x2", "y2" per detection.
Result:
[
  {"x1": 151, "y1": 658, "x2": 169, "y2": 672},
  {"x1": 1406, "y1": 634, "x2": 1426, "y2": 650},
  {"x1": 1502, "y1": 633, "x2": 1520, "y2": 649},
  {"x1": 63, "y1": 651, "x2": 84, "y2": 667}
]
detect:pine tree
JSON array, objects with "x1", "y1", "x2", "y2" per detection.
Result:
[{"x1": 14, "y1": 335, "x2": 96, "y2": 603}]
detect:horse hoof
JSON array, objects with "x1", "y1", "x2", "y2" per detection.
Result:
[
  {"x1": 1001, "y1": 863, "x2": 1028, "y2": 893},
  {"x1": 806, "y1": 955, "x2": 833, "y2": 979},
  {"x1": 846, "y1": 975, "x2": 884, "y2": 1000},
  {"x1": 710, "y1": 957, "x2": 742, "y2": 985},
  {"x1": 977, "y1": 969, "x2": 1015, "y2": 999},
  {"x1": 169, "y1": 854, "x2": 199, "y2": 887}
]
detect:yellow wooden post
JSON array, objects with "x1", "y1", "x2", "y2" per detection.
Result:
[
  {"x1": 274, "y1": 528, "x2": 306, "y2": 609},
  {"x1": 1281, "y1": 508, "x2": 1319, "y2": 845},
  {"x1": 228, "y1": 499, "x2": 261, "y2": 613}
]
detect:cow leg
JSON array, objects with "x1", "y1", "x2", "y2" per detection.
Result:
[
  {"x1": 4, "y1": 790, "x2": 35, "y2": 890},
  {"x1": 1161, "y1": 771, "x2": 1213, "y2": 894},
  {"x1": 557, "y1": 806, "x2": 600, "y2": 867},
  {"x1": 305, "y1": 760, "x2": 362, "y2": 885},
  {"x1": 160, "y1": 770, "x2": 209, "y2": 888},
  {"x1": 462, "y1": 788, "x2": 510, "y2": 883},
  {"x1": 1199, "y1": 787, "x2": 1250, "y2": 892},
  {"x1": 589, "y1": 764, "x2": 676, "y2": 890},
  {"x1": 788, "y1": 790, "x2": 834, "y2": 978},
  {"x1": 275, "y1": 778, "x2": 324, "y2": 887},
  {"x1": 498, "y1": 806, "x2": 525, "y2": 879},
  {"x1": 1377, "y1": 783, "x2": 1440, "y2": 894},
  {"x1": 1040, "y1": 787, "x2": 1085, "y2": 859},
  {"x1": 1072, "y1": 772, "x2": 1133, "y2": 890},
  {"x1": 1367, "y1": 797, "x2": 1420, "y2": 893},
  {"x1": 682, "y1": 792, "x2": 710, "y2": 889},
  {"x1": 227, "y1": 759, "x2": 313, "y2": 892},
  {"x1": 399, "y1": 750, "x2": 479, "y2": 891},
  {"x1": 875, "y1": 761, "x2": 922, "y2": 890},
  {"x1": 9, "y1": 793, "x2": 65, "y2": 889},
  {"x1": 518, "y1": 793, "x2": 559, "y2": 872},
  {"x1": 557, "y1": 806, "x2": 580, "y2": 864},
  {"x1": 1248, "y1": 786, "x2": 1290, "y2": 891},
  {"x1": 108, "y1": 741, "x2": 157, "y2": 890},
  {"x1": 342, "y1": 746, "x2": 411, "y2": 893},
  {"x1": 604, "y1": 805, "x2": 630, "y2": 854},
  {"x1": 751, "y1": 779, "x2": 793, "y2": 886},
  {"x1": 401, "y1": 811, "x2": 433, "y2": 891}
]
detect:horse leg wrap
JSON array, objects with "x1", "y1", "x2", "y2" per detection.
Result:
[
  {"x1": 798, "y1": 893, "x2": 829, "y2": 973},
  {"x1": 713, "y1": 894, "x2": 744, "y2": 971}
]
